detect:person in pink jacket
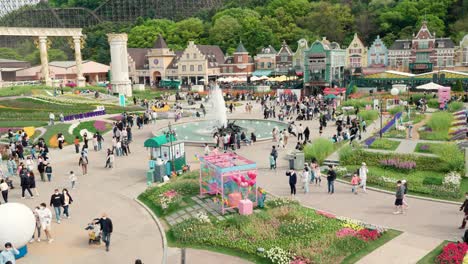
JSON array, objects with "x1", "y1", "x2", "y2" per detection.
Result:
[{"x1": 351, "y1": 173, "x2": 360, "y2": 195}]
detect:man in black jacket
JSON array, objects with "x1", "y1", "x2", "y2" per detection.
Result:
[
  {"x1": 50, "y1": 189, "x2": 64, "y2": 224},
  {"x1": 98, "y1": 214, "x2": 113, "y2": 252},
  {"x1": 286, "y1": 169, "x2": 297, "y2": 198},
  {"x1": 459, "y1": 192, "x2": 468, "y2": 229},
  {"x1": 327, "y1": 165, "x2": 337, "y2": 194}
]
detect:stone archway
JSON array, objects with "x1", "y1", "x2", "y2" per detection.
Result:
[
  {"x1": 0, "y1": 27, "x2": 85, "y2": 87},
  {"x1": 153, "y1": 71, "x2": 162, "y2": 85}
]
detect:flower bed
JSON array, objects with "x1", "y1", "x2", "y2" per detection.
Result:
[
  {"x1": 139, "y1": 172, "x2": 400, "y2": 264},
  {"x1": 72, "y1": 121, "x2": 112, "y2": 139},
  {"x1": 436, "y1": 242, "x2": 468, "y2": 264},
  {"x1": 419, "y1": 112, "x2": 454, "y2": 141}
]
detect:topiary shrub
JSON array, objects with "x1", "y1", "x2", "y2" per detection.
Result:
[{"x1": 422, "y1": 176, "x2": 443, "y2": 186}]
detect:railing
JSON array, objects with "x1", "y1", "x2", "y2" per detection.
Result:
[
  {"x1": 63, "y1": 110, "x2": 106, "y2": 122},
  {"x1": 1, "y1": 80, "x2": 41, "y2": 87},
  {"x1": 364, "y1": 112, "x2": 402, "y2": 146}
]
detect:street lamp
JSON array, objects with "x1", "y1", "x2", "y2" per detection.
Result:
[{"x1": 165, "y1": 122, "x2": 177, "y2": 173}]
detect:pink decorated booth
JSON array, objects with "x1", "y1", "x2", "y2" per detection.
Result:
[
  {"x1": 199, "y1": 153, "x2": 258, "y2": 215},
  {"x1": 438, "y1": 86, "x2": 451, "y2": 109}
]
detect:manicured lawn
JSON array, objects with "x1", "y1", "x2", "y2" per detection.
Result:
[
  {"x1": 383, "y1": 128, "x2": 407, "y2": 139},
  {"x1": 415, "y1": 142, "x2": 447, "y2": 154},
  {"x1": 419, "y1": 112, "x2": 453, "y2": 141},
  {"x1": 369, "y1": 138, "x2": 400, "y2": 151},
  {"x1": 132, "y1": 89, "x2": 177, "y2": 100},
  {"x1": 38, "y1": 124, "x2": 73, "y2": 148},
  {"x1": 417, "y1": 241, "x2": 450, "y2": 264},
  {"x1": 0, "y1": 120, "x2": 48, "y2": 128},
  {"x1": 72, "y1": 121, "x2": 113, "y2": 140}
]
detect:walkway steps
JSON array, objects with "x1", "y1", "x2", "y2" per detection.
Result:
[{"x1": 357, "y1": 232, "x2": 442, "y2": 264}]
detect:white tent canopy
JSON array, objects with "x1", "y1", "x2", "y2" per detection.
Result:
[{"x1": 416, "y1": 82, "x2": 445, "y2": 90}]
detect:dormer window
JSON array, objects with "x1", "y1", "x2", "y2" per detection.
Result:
[
  {"x1": 186, "y1": 53, "x2": 189, "y2": 59},
  {"x1": 403, "y1": 43, "x2": 410, "y2": 49},
  {"x1": 194, "y1": 53, "x2": 197, "y2": 59},
  {"x1": 438, "y1": 42, "x2": 445, "y2": 48},
  {"x1": 238, "y1": 56, "x2": 243, "y2": 63}
]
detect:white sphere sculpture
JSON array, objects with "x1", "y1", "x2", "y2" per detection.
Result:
[
  {"x1": 390, "y1": 88, "x2": 399, "y2": 96},
  {"x1": 0, "y1": 203, "x2": 35, "y2": 250}
]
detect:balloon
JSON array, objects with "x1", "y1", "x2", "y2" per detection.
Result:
[
  {"x1": 0, "y1": 203, "x2": 35, "y2": 250},
  {"x1": 247, "y1": 171, "x2": 257, "y2": 180},
  {"x1": 240, "y1": 182, "x2": 249, "y2": 188},
  {"x1": 248, "y1": 179, "x2": 256, "y2": 186},
  {"x1": 240, "y1": 175, "x2": 246, "y2": 182}
]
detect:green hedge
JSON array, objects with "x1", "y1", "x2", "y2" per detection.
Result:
[
  {"x1": 448, "y1": 101, "x2": 464, "y2": 112},
  {"x1": 339, "y1": 147, "x2": 449, "y2": 173},
  {"x1": 369, "y1": 138, "x2": 400, "y2": 151},
  {"x1": 303, "y1": 138, "x2": 337, "y2": 163}
]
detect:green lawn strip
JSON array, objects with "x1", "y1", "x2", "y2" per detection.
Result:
[
  {"x1": 416, "y1": 240, "x2": 450, "y2": 264},
  {"x1": 383, "y1": 128, "x2": 407, "y2": 139},
  {"x1": 419, "y1": 112, "x2": 453, "y2": 141},
  {"x1": 341, "y1": 230, "x2": 402, "y2": 264},
  {"x1": 338, "y1": 165, "x2": 462, "y2": 201},
  {"x1": 165, "y1": 230, "x2": 270, "y2": 264},
  {"x1": 0, "y1": 85, "x2": 110, "y2": 97},
  {"x1": 369, "y1": 138, "x2": 400, "y2": 151},
  {"x1": 415, "y1": 142, "x2": 445, "y2": 154},
  {"x1": 0, "y1": 120, "x2": 48, "y2": 127},
  {"x1": 132, "y1": 89, "x2": 177, "y2": 100}
]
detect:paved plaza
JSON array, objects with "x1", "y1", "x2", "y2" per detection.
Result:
[{"x1": 3, "y1": 100, "x2": 465, "y2": 264}]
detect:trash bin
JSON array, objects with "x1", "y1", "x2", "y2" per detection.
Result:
[
  {"x1": 288, "y1": 151, "x2": 305, "y2": 170},
  {"x1": 288, "y1": 158, "x2": 295, "y2": 169},
  {"x1": 146, "y1": 169, "x2": 154, "y2": 185},
  {"x1": 153, "y1": 165, "x2": 165, "y2": 183}
]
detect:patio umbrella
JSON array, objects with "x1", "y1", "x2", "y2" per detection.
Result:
[
  {"x1": 260, "y1": 76, "x2": 269, "y2": 80},
  {"x1": 217, "y1": 77, "x2": 225, "y2": 82},
  {"x1": 324, "y1": 94, "x2": 337, "y2": 99},
  {"x1": 416, "y1": 82, "x2": 443, "y2": 90}
]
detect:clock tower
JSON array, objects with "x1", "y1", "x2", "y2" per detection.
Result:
[{"x1": 147, "y1": 34, "x2": 175, "y2": 84}]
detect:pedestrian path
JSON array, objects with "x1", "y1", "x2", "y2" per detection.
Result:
[
  {"x1": 357, "y1": 232, "x2": 442, "y2": 264},
  {"x1": 394, "y1": 139, "x2": 418, "y2": 154}
]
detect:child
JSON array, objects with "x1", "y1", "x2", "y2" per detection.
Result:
[
  {"x1": 69, "y1": 171, "x2": 77, "y2": 189},
  {"x1": 269, "y1": 155, "x2": 275, "y2": 170},
  {"x1": 74, "y1": 136, "x2": 80, "y2": 154},
  {"x1": 351, "y1": 173, "x2": 360, "y2": 194}
]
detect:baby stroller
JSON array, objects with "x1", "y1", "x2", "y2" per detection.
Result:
[{"x1": 85, "y1": 219, "x2": 101, "y2": 245}]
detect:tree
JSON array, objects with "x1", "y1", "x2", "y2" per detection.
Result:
[
  {"x1": 0, "y1": 48, "x2": 21, "y2": 60},
  {"x1": 168, "y1": 18, "x2": 206, "y2": 47},
  {"x1": 209, "y1": 15, "x2": 243, "y2": 52},
  {"x1": 24, "y1": 49, "x2": 68, "y2": 65},
  {"x1": 453, "y1": 80, "x2": 463, "y2": 92},
  {"x1": 127, "y1": 19, "x2": 175, "y2": 48}
]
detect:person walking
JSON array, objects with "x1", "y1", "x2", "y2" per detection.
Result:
[
  {"x1": 20, "y1": 171, "x2": 33, "y2": 199},
  {"x1": 98, "y1": 213, "x2": 113, "y2": 252},
  {"x1": 304, "y1": 126, "x2": 310, "y2": 142},
  {"x1": 393, "y1": 180, "x2": 404, "y2": 214},
  {"x1": 351, "y1": 173, "x2": 360, "y2": 194},
  {"x1": 327, "y1": 165, "x2": 336, "y2": 194},
  {"x1": 74, "y1": 136, "x2": 80, "y2": 154},
  {"x1": 359, "y1": 162, "x2": 368, "y2": 193},
  {"x1": 0, "y1": 243, "x2": 19, "y2": 264},
  {"x1": 69, "y1": 171, "x2": 77, "y2": 189},
  {"x1": 286, "y1": 169, "x2": 297, "y2": 198},
  {"x1": 45, "y1": 162, "x2": 52, "y2": 182},
  {"x1": 37, "y1": 203, "x2": 53, "y2": 243},
  {"x1": 301, "y1": 166, "x2": 310, "y2": 194},
  {"x1": 78, "y1": 155, "x2": 88, "y2": 176},
  {"x1": 460, "y1": 192, "x2": 468, "y2": 229},
  {"x1": 50, "y1": 189, "x2": 64, "y2": 223},
  {"x1": 37, "y1": 160, "x2": 46, "y2": 182},
  {"x1": 28, "y1": 172, "x2": 39, "y2": 197},
  {"x1": 0, "y1": 179, "x2": 8, "y2": 203},
  {"x1": 270, "y1": 146, "x2": 278, "y2": 169},
  {"x1": 30, "y1": 207, "x2": 42, "y2": 243},
  {"x1": 297, "y1": 124, "x2": 304, "y2": 141},
  {"x1": 313, "y1": 162, "x2": 321, "y2": 186},
  {"x1": 105, "y1": 149, "x2": 114, "y2": 168},
  {"x1": 62, "y1": 188, "x2": 73, "y2": 219},
  {"x1": 402, "y1": 180, "x2": 409, "y2": 209}
]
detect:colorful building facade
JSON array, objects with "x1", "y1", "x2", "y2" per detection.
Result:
[
  {"x1": 275, "y1": 40, "x2": 294, "y2": 75},
  {"x1": 388, "y1": 21, "x2": 455, "y2": 74},
  {"x1": 292, "y1": 38, "x2": 309, "y2": 75},
  {"x1": 345, "y1": 33, "x2": 368, "y2": 71},
  {"x1": 220, "y1": 42, "x2": 254, "y2": 77},
  {"x1": 303, "y1": 37, "x2": 345, "y2": 94},
  {"x1": 367, "y1": 35, "x2": 388, "y2": 67},
  {"x1": 253, "y1": 45, "x2": 277, "y2": 76}
]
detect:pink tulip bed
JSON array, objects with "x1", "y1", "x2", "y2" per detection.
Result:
[
  {"x1": 72, "y1": 121, "x2": 112, "y2": 139},
  {"x1": 139, "y1": 172, "x2": 400, "y2": 264}
]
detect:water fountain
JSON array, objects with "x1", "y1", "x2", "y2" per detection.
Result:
[{"x1": 158, "y1": 83, "x2": 288, "y2": 144}]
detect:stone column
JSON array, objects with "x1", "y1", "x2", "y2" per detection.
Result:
[
  {"x1": 39, "y1": 36, "x2": 52, "y2": 86},
  {"x1": 73, "y1": 36, "x2": 86, "y2": 88},
  {"x1": 107, "y1": 33, "x2": 132, "y2": 97}
]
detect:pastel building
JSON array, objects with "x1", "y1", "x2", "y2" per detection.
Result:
[
  {"x1": 388, "y1": 21, "x2": 455, "y2": 73},
  {"x1": 253, "y1": 45, "x2": 277, "y2": 76},
  {"x1": 303, "y1": 37, "x2": 345, "y2": 94},
  {"x1": 455, "y1": 34, "x2": 468, "y2": 67},
  {"x1": 275, "y1": 40, "x2": 294, "y2": 75},
  {"x1": 345, "y1": 33, "x2": 368, "y2": 71},
  {"x1": 367, "y1": 35, "x2": 388, "y2": 67},
  {"x1": 220, "y1": 42, "x2": 254, "y2": 77}
]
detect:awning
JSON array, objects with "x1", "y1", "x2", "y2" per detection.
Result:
[
  {"x1": 252, "y1": 70, "x2": 272, "y2": 77},
  {"x1": 416, "y1": 82, "x2": 445, "y2": 90},
  {"x1": 295, "y1": 71, "x2": 303, "y2": 76},
  {"x1": 144, "y1": 135, "x2": 177, "y2": 148}
]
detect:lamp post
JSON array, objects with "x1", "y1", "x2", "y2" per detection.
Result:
[{"x1": 165, "y1": 122, "x2": 176, "y2": 173}]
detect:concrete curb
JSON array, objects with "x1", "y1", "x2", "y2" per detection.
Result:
[
  {"x1": 135, "y1": 198, "x2": 168, "y2": 264},
  {"x1": 335, "y1": 179, "x2": 462, "y2": 205}
]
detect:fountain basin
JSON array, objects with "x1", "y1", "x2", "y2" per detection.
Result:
[{"x1": 157, "y1": 119, "x2": 288, "y2": 145}]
